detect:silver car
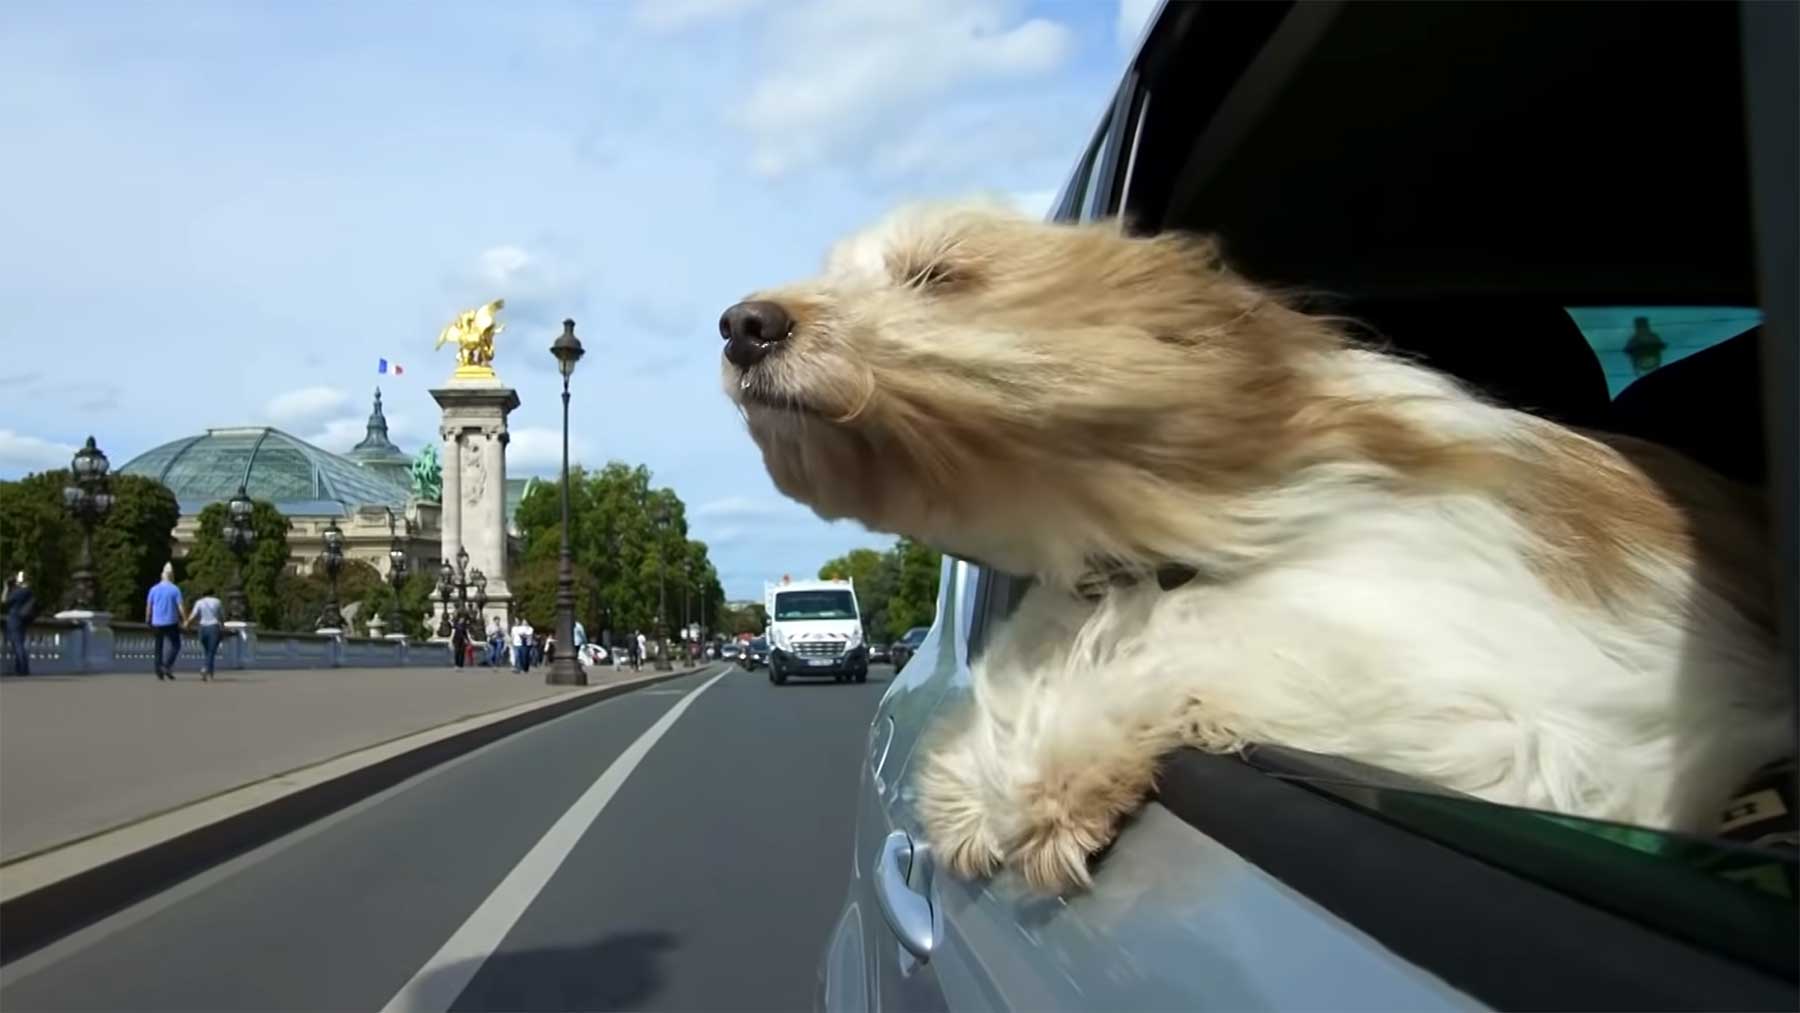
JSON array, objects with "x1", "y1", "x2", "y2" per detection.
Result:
[{"x1": 816, "y1": 1, "x2": 1797, "y2": 1008}]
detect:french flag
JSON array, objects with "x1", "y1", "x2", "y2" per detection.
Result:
[{"x1": 378, "y1": 358, "x2": 405, "y2": 376}]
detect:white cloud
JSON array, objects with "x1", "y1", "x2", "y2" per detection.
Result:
[
  {"x1": 266, "y1": 385, "x2": 349, "y2": 425},
  {"x1": 691, "y1": 495, "x2": 808, "y2": 522},
  {"x1": 0, "y1": 430, "x2": 78, "y2": 473},
  {"x1": 629, "y1": 0, "x2": 765, "y2": 34},
  {"x1": 726, "y1": 0, "x2": 1076, "y2": 177},
  {"x1": 507, "y1": 426, "x2": 596, "y2": 473},
  {"x1": 1117, "y1": 0, "x2": 1160, "y2": 52},
  {"x1": 300, "y1": 416, "x2": 370, "y2": 453}
]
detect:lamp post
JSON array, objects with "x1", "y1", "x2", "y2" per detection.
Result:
[
  {"x1": 652, "y1": 500, "x2": 672, "y2": 671},
  {"x1": 436, "y1": 547, "x2": 482, "y2": 638},
  {"x1": 386, "y1": 511, "x2": 409, "y2": 638},
  {"x1": 547, "y1": 318, "x2": 587, "y2": 686},
  {"x1": 61, "y1": 437, "x2": 115, "y2": 612},
  {"x1": 316, "y1": 518, "x2": 346, "y2": 632},
  {"x1": 225, "y1": 485, "x2": 256, "y2": 622}
]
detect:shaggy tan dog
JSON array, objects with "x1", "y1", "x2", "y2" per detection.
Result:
[{"x1": 719, "y1": 200, "x2": 1789, "y2": 892}]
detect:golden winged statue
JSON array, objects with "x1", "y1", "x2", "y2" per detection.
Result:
[{"x1": 435, "y1": 299, "x2": 505, "y2": 378}]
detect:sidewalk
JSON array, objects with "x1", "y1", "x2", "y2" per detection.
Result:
[{"x1": 0, "y1": 663, "x2": 698, "y2": 863}]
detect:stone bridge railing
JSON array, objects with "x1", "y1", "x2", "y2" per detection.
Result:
[{"x1": 10, "y1": 614, "x2": 452, "y2": 674}]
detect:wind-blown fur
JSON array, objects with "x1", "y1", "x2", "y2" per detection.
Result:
[{"x1": 721, "y1": 200, "x2": 1792, "y2": 892}]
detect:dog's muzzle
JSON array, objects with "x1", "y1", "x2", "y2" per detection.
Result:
[{"x1": 720, "y1": 300, "x2": 793, "y2": 369}]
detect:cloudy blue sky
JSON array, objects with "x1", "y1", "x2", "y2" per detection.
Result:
[{"x1": 0, "y1": 0, "x2": 1160, "y2": 597}]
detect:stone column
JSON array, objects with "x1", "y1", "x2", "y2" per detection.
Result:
[
  {"x1": 439, "y1": 421, "x2": 463, "y2": 569},
  {"x1": 431, "y1": 378, "x2": 519, "y2": 633}
]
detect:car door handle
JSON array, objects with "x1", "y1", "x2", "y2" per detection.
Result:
[{"x1": 873, "y1": 830, "x2": 936, "y2": 961}]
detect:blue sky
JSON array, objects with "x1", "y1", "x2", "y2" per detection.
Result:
[{"x1": 0, "y1": 0, "x2": 1159, "y2": 598}]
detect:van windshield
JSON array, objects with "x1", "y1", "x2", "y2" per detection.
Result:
[{"x1": 774, "y1": 590, "x2": 857, "y2": 621}]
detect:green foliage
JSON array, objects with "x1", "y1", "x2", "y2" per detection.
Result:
[
  {"x1": 184, "y1": 499, "x2": 293, "y2": 627},
  {"x1": 815, "y1": 537, "x2": 941, "y2": 640},
  {"x1": 272, "y1": 557, "x2": 383, "y2": 632},
  {"x1": 92, "y1": 475, "x2": 182, "y2": 619},
  {"x1": 0, "y1": 476, "x2": 73, "y2": 608},
  {"x1": 354, "y1": 571, "x2": 438, "y2": 639},
  {"x1": 0, "y1": 468, "x2": 179, "y2": 618},
  {"x1": 511, "y1": 460, "x2": 727, "y2": 643},
  {"x1": 883, "y1": 537, "x2": 942, "y2": 639}
]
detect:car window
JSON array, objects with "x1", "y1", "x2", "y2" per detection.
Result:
[
  {"x1": 1565, "y1": 306, "x2": 1763, "y2": 397},
  {"x1": 1264, "y1": 765, "x2": 1797, "y2": 978},
  {"x1": 772, "y1": 590, "x2": 856, "y2": 621},
  {"x1": 1052, "y1": 109, "x2": 1113, "y2": 223}
]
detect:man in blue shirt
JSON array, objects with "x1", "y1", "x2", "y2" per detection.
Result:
[{"x1": 145, "y1": 564, "x2": 184, "y2": 681}]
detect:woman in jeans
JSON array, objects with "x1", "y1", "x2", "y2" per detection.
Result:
[{"x1": 185, "y1": 588, "x2": 225, "y2": 681}]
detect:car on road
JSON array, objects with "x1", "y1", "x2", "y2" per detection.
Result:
[
  {"x1": 741, "y1": 637, "x2": 769, "y2": 671},
  {"x1": 886, "y1": 626, "x2": 929, "y2": 673},
  {"x1": 719, "y1": 642, "x2": 742, "y2": 664},
  {"x1": 816, "y1": 3, "x2": 1798, "y2": 1010},
  {"x1": 867, "y1": 642, "x2": 890, "y2": 665}
]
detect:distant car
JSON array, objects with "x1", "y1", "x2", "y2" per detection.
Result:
[
  {"x1": 868, "y1": 642, "x2": 890, "y2": 664},
  {"x1": 742, "y1": 637, "x2": 770, "y2": 670},
  {"x1": 887, "y1": 626, "x2": 929, "y2": 673},
  {"x1": 720, "y1": 643, "x2": 742, "y2": 663}
]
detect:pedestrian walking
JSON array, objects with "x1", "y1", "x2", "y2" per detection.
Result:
[
  {"x1": 488, "y1": 616, "x2": 506, "y2": 666},
  {"x1": 4, "y1": 571, "x2": 37, "y2": 676},
  {"x1": 510, "y1": 616, "x2": 533, "y2": 673},
  {"x1": 634, "y1": 630, "x2": 647, "y2": 672},
  {"x1": 146, "y1": 563, "x2": 184, "y2": 680},
  {"x1": 451, "y1": 615, "x2": 469, "y2": 669},
  {"x1": 184, "y1": 587, "x2": 225, "y2": 680}
]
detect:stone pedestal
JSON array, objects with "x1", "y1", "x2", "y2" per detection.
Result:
[
  {"x1": 52, "y1": 609, "x2": 114, "y2": 673},
  {"x1": 224, "y1": 620, "x2": 256, "y2": 670},
  {"x1": 431, "y1": 375, "x2": 520, "y2": 632}
]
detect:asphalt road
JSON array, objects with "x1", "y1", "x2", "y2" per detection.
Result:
[{"x1": 0, "y1": 662, "x2": 892, "y2": 1011}]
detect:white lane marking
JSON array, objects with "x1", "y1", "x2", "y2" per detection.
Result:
[{"x1": 379, "y1": 669, "x2": 729, "y2": 1013}]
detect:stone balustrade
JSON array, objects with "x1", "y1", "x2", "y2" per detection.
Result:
[{"x1": 7, "y1": 614, "x2": 450, "y2": 674}]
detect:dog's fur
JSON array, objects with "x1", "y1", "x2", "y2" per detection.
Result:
[{"x1": 722, "y1": 200, "x2": 1792, "y2": 892}]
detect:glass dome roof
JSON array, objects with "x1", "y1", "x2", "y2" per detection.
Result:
[{"x1": 120, "y1": 427, "x2": 411, "y2": 516}]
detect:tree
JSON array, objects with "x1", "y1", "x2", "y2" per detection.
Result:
[
  {"x1": 184, "y1": 499, "x2": 292, "y2": 627},
  {"x1": 0, "y1": 469, "x2": 179, "y2": 618},
  {"x1": 511, "y1": 460, "x2": 728, "y2": 646},
  {"x1": 883, "y1": 537, "x2": 942, "y2": 638},
  {"x1": 354, "y1": 570, "x2": 438, "y2": 639},
  {"x1": 91, "y1": 475, "x2": 182, "y2": 620},
  {"x1": 819, "y1": 546, "x2": 893, "y2": 637},
  {"x1": 0, "y1": 477, "x2": 73, "y2": 609}
]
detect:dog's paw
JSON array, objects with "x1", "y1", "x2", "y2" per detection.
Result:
[
  {"x1": 914, "y1": 753, "x2": 1005, "y2": 879},
  {"x1": 1003, "y1": 748, "x2": 1158, "y2": 893}
]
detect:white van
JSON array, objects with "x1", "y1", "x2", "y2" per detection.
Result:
[{"x1": 762, "y1": 578, "x2": 868, "y2": 685}]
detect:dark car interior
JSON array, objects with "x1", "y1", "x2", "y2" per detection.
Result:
[{"x1": 970, "y1": 1, "x2": 1797, "y2": 1008}]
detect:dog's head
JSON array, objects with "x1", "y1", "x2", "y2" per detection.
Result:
[{"x1": 719, "y1": 200, "x2": 1337, "y2": 578}]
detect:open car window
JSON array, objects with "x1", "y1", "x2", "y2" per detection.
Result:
[{"x1": 1567, "y1": 306, "x2": 1764, "y2": 397}]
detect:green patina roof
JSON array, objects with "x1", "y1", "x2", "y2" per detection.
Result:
[{"x1": 120, "y1": 427, "x2": 412, "y2": 517}]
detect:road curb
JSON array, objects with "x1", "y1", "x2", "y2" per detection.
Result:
[{"x1": 0, "y1": 665, "x2": 710, "y2": 965}]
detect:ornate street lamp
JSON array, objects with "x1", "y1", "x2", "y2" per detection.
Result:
[
  {"x1": 652, "y1": 499, "x2": 672, "y2": 671},
  {"x1": 436, "y1": 557, "x2": 456, "y2": 637},
  {"x1": 61, "y1": 437, "x2": 114, "y2": 612},
  {"x1": 386, "y1": 510, "x2": 409, "y2": 637},
  {"x1": 472, "y1": 568, "x2": 489, "y2": 626},
  {"x1": 548, "y1": 318, "x2": 588, "y2": 686},
  {"x1": 317, "y1": 517, "x2": 346, "y2": 631},
  {"x1": 225, "y1": 485, "x2": 256, "y2": 622}
]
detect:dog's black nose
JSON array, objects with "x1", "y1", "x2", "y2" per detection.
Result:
[{"x1": 720, "y1": 300, "x2": 793, "y2": 369}]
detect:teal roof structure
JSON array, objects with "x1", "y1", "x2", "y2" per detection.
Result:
[{"x1": 120, "y1": 427, "x2": 412, "y2": 517}]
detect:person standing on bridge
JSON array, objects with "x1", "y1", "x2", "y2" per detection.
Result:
[
  {"x1": 146, "y1": 563, "x2": 184, "y2": 681},
  {"x1": 4, "y1": 571, "x2": 36, "y2": 676},
  {"x1": 184, "y1": 587, "x2": 224, "y2": 681}
]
